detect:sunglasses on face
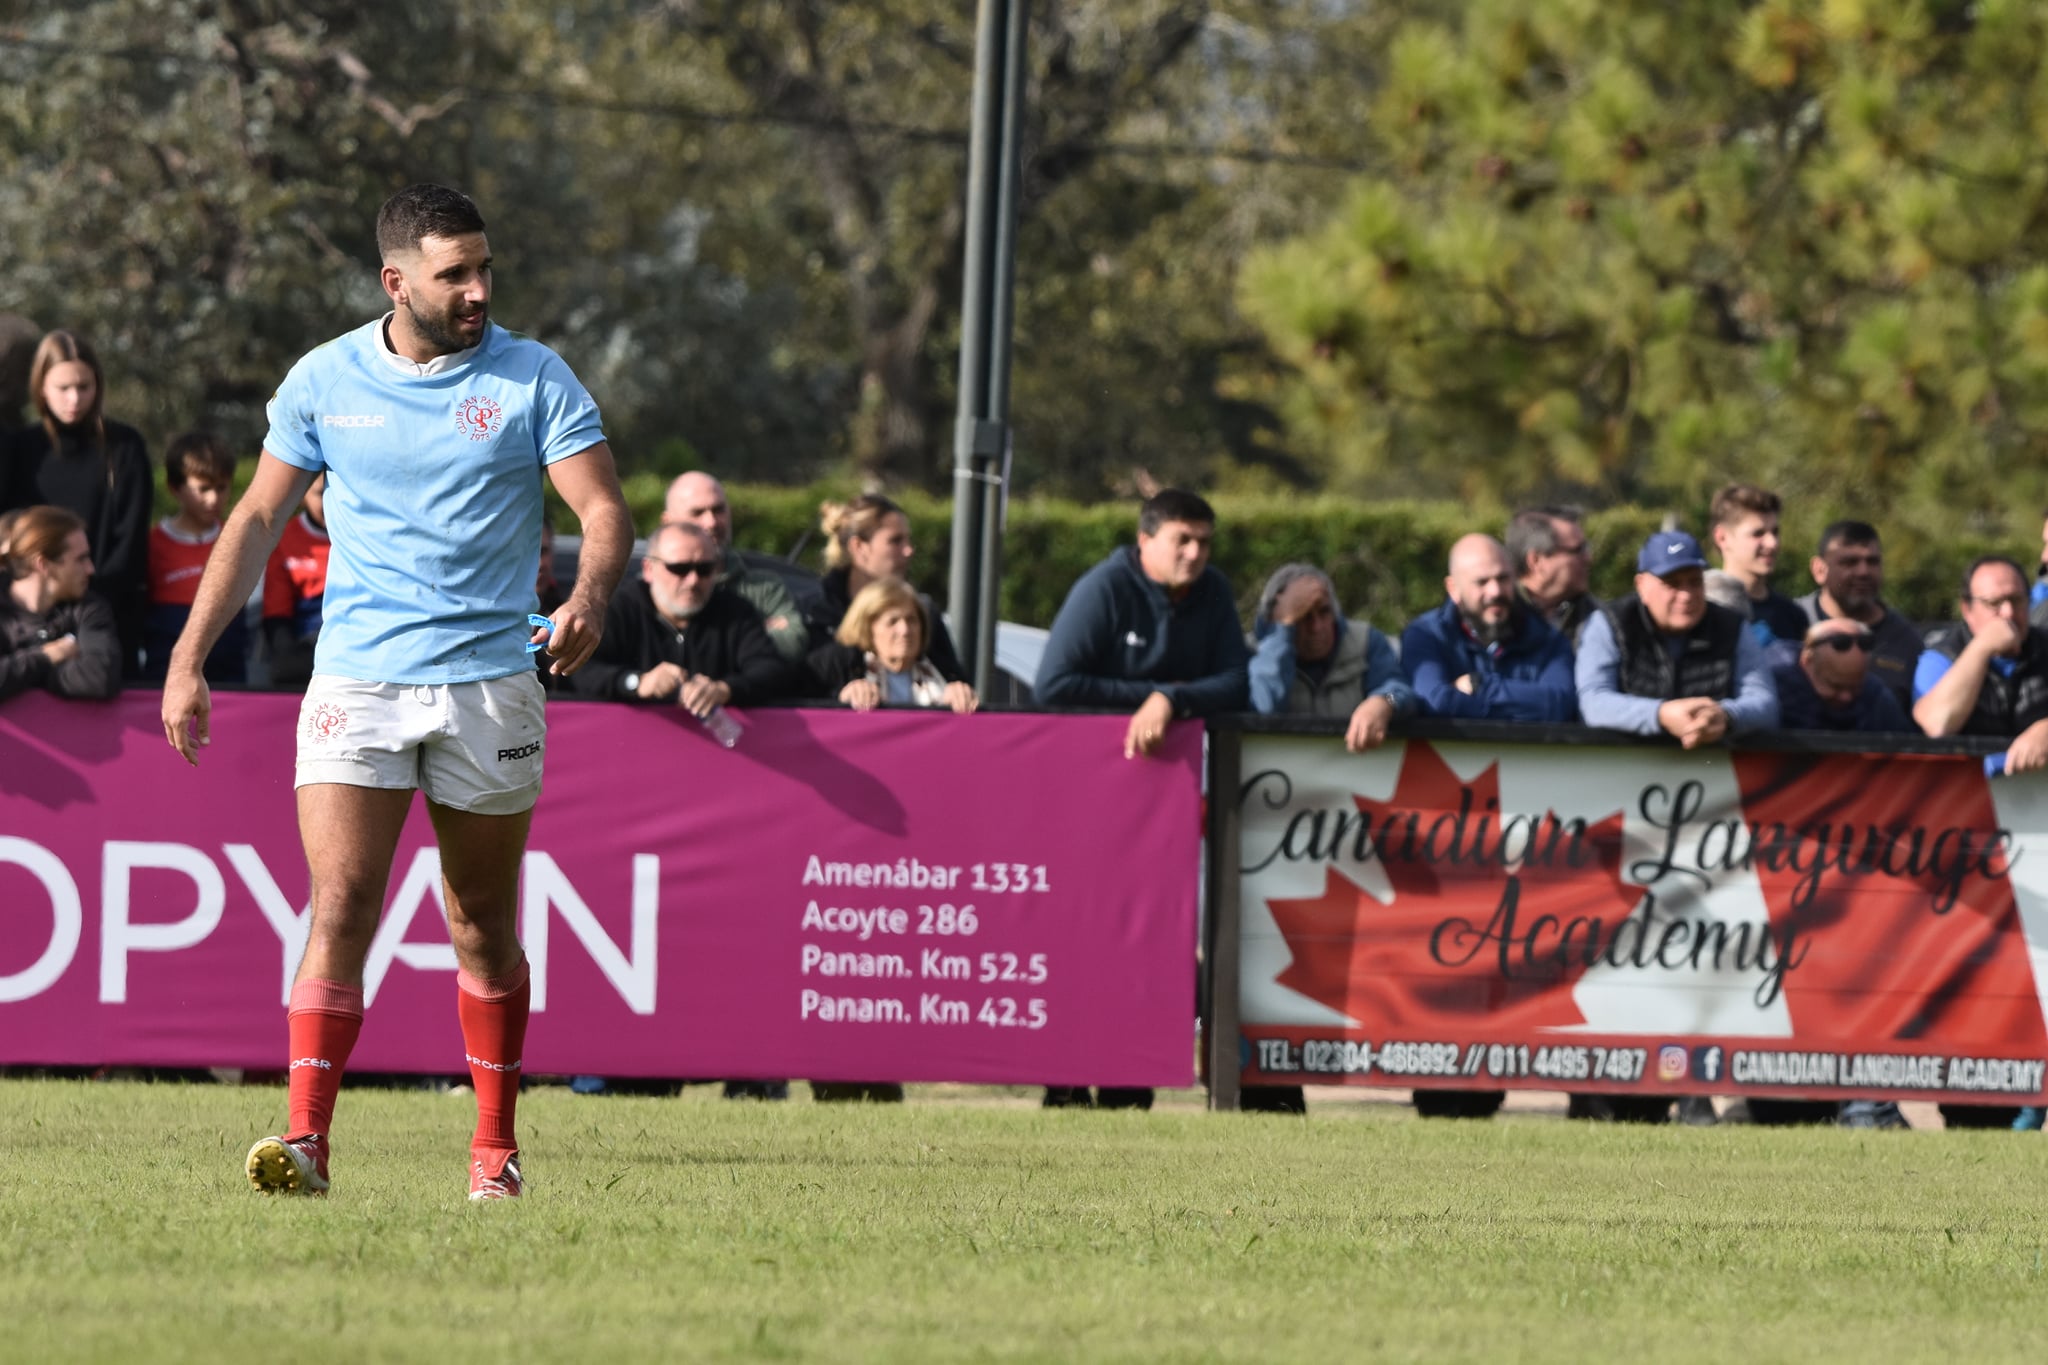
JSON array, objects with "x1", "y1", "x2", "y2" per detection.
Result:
[
  {"x1": 1814, "y1": 633, "x2": 1875, "y2": 653},
  {"x1": 656, "y1": 559, "x2": 719, "y2": 581}
]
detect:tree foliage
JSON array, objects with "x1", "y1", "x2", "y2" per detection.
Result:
[
  {"x1": 0, "y1": 0, "x2": 1367, "y2": 497},
  {"x1": 1238, "y1": 0, "x2": 2048, "y2": 547}
]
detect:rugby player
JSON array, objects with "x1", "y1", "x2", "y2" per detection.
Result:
[{"x1": 161, "y1": 184, "x2": 632, "y2": 1201}]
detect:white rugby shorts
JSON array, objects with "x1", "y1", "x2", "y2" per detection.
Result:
[{"x1": 294, "y1": 672, "x2": 547, "y2": 815}]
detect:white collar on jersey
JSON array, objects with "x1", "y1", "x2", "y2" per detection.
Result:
[{"x1": 374, "y1": 312, "x2": 481, "y2": 376}]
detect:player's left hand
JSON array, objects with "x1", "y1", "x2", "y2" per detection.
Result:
[{"x1": 542, "y1": 597, "x2": 604, "y2": 675}]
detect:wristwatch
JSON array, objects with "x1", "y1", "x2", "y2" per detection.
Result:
[{"x1": 622, "y1": 671, "x2": 641, "y2": 697}]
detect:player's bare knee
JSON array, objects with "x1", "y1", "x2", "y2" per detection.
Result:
[{"x1": 303, "y1": 897, "x2": 382, "y2": 951}]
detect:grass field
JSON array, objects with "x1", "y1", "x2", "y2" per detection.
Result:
[{"x1": 4, "y1": 1080, "x2": 2046, "y2": 1364}]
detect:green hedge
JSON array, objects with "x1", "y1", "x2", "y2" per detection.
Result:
[{"x1": 618, "y1": 476, "x2": 2013, "y2": 634}]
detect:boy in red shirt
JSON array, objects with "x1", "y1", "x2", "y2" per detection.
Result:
[
  {"x1": 145, "y1": 432, "x2": 247, "y2": 681},
  {"x1": 262, "y1": 473, "x2": 328, "y2": 689}
]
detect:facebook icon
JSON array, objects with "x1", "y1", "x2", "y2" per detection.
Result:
[{"x1": 1691, "y1": 1045, "x2": 1725, "y2": 1083}]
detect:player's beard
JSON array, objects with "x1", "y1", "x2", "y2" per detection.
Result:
[{"x1": 406, "y1": 297, "x2": 487, "y2": 356}]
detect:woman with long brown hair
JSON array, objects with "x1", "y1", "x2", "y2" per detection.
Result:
[{"x1": 4, "y1": 331, "x2": 152, "y2": 677}]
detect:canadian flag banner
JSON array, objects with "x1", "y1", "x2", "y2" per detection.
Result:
[{"x1": 1235, "y1": 734, "x2": 2048, "y2": 1102}]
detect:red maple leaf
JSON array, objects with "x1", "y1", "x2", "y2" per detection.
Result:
[
  {"x1": 1267, "y1": 741, "x2": 1643, "y2": 1030},
  {"x1": 1732, "y1": 751, "x2": 2048, "y2": 1051}
]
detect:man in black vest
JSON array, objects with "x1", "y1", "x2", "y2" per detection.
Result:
[
  {"x1": 1575, "y1": 530, "x2": 1780, "y2": 745},
  {"x1": 1914, "y1": 556, "x2": 2048, "y2": 773},
  {"x1": 1571, "y1": 530, "x2": 1778, "y2": 1126},
  {"x1": 1912, "y1": 555, "x2": 2047, "y2": 1131}
]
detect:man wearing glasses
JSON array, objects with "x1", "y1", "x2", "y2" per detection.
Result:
[
  {"x1": 1913, "y1": 555, "x2": 2048, "y2": 774},
  {"x1": 567, "y1": 520, "x2": 799, "y2": 713},
  {"x1": 1507, "y1": 505, "x2": 1599, "y2": 646},
  {"x1": 1772, "y1": 618, "x2": 1912, "y2": 733}
]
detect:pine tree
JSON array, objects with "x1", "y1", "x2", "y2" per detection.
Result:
[{"x1": 1238, "y1": 0, "x2": 2048, "y2": 553}]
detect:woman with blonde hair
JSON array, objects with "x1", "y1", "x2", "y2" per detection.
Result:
[
  {"x1": 809, "y1": 576, "x2": 976, "y2": 714},
  {"x1": 806, "y1": 494, "x2": 967, "y2": 681},
  {"x1": 0, "y1": 504, "x2": 122, "y2": 701},
  {"x1": 4, "y1": 331, "x2": 152, "y2": 676}
]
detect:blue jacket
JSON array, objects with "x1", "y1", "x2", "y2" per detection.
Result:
[
  {"x1": 1035, "y1": 547, "x2": 1248, "y2": 716},
  {"x1": 1772, "y1": 660, "x2": 1912, "y2": 733},
  {"x1": 1400, "y1": 599, "x2": 1578, "y2": 723}
]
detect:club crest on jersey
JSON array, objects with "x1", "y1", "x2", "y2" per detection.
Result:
[{"x1": 455, "y1": 395, "x2": 504, "y2": 441}]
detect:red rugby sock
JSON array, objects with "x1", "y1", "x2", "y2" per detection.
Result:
[
  {"x1": 286, "y1": 979, "x2": 364, "y2": 1139},
  {"x1": 458, "y1": 959, "x2": 530, "y2": 1158}
]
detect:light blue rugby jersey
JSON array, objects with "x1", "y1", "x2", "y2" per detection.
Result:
[{"x1": 262, "y1": 319, "x2": 604, "y2": 684}]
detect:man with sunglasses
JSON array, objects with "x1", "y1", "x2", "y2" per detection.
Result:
[
  {"x1": 1772, "y1": 618, "x2": 1911, "y2": 733},
  {"x1": 662, "y1": 471, "x2": 808, "y2": 663},
  {"x1": 1914, "y1": 556, "x2": 2048, "y2": 774},
  {"x1": 567, "y1": 520, "x2": 798, "y2": 714}
]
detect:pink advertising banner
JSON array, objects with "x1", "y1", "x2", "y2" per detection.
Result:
[{"x1": 0, "y1": 694, "x2": 1201, "y2": 1086}]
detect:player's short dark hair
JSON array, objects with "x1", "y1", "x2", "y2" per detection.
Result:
[
  {"x1": 1817, "y1": 519, "x2": 1880, "y2": 558},
  {"x1": 1961, "y1": 555, "x2": 2028, "y2": 600},
  {"x1": 1709, "y1": 483, "x2": 1780, "y2": 528},
  {"x1": 375, "y1": 184, "x2": 486, "y2": 259},
  {"x1": 163, "y1": 430, "x2": 235, "y2": 490},
  {"x1": 1139, "y1": 489, "x2": 1215, "y2": 536}
]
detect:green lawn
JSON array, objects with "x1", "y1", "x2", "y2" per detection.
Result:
[{"x1": 3, "y1": 1080, "x2": 2044, "y2": 1363}]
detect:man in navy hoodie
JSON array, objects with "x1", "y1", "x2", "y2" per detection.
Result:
[
  {"x1": 1035, "y1": 487, "x2": 1248, "y2": 760},
  {"x1": 1402, "y1": 534, "x2": 1577, "y2": 723},
  {"x1": 1034, "y1": 488, "x2": 1247, "y2": 1111}
]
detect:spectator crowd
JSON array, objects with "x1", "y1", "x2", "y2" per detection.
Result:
[{"x1": 8, "y1": 321, "x2": 2048, "y2": 1130}]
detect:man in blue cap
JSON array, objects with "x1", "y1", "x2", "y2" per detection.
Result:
[
  {"x1": 1572, "y1": 529, "x2": 1779, "y2": 1128},
  {"x1": 1575, "y1": 529, "x2": 1779, "y2": 746}
]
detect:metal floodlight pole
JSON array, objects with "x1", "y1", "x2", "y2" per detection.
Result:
[{"x1": 948, "y1": 0, "x2": 1028, "y2": 694}]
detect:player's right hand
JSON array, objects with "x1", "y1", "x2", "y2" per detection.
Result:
[
  {"x1": 161, "y1": 667, "x2": 212, "y2": 766},
  {"x1": 543, "y1": 595, "x2": 605, "y2": 676}
]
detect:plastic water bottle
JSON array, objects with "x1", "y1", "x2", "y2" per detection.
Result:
[{"x1": 700, "y1": 704, "x2": 742, "y2": 748}]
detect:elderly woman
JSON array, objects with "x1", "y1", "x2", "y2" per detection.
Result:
[
  {"x1": 809, "y1": 576, "x2": 976, "y2": 714},
  {"x1": 0, "y1": 504, "x2": 122, "y2": 701}
]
